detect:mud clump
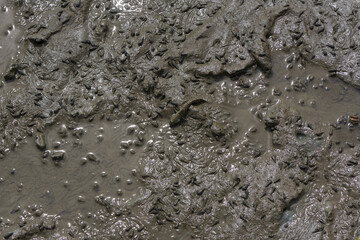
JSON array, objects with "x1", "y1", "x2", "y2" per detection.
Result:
[
  {"x1": 34, "y1": 132, "x2": 46, "y2": 150},
  {"x1": 0, "y1": 0, "x2": 360, "y2": 239}
]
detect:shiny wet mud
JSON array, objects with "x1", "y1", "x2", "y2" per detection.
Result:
[
  {"x1": 0, "y1": 0, "x2": 21, "y2": 79},
  {"x1": 1, "y1": 0, "x2": 360, "y2": 239}
]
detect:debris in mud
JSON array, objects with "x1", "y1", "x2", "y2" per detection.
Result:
[
  {"x1": 34, "y1": 133, "x2": 46, "y2": 150},
  {"x1": 350, "y1": 115, "x2": 359, "y2": 125},
  {"x1": 3, "y1": 217, "x2": 56, "y2": 240},
  {"x1": 169, "y1": 98, "x2": 206, "y2": 127},
  {"x1": 50, "y1": 150, "x2": 65, "y2": 161}
]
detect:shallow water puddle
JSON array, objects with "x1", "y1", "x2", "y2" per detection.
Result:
[
  {"x1": 0, "y1": 119, "x2": 147, "y2": 222},
  {"x1": 270, "y1": 51, "x2": 360, "y2": 125},
  {"x1": 0, "y1": 0, "x2": 21, "y2": 78},
  {"x1": 218, "y1": 50, "x2": 360, "y2": 127}
]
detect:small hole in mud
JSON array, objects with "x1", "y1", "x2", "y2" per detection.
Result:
[{"x1": 296, "y1": 131, "x2": 306, "y2": 139}]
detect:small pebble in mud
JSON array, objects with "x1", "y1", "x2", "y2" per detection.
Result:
[
  {"x1": 86, "y1": 152, "x2": 97, "y2": 161},
  {"x1": 129, "y1": 148, "x2": 136, "y2": 154},
  {"x1": 34, "y1": 209, "x2": 43, "y2": 217},
  {"x1": 253, "y1": 149, "x2": 262, "y2": 158},
  {"x1": 266, "y1": 96, "x2": 273, "y2": 104},
  {"x1": 100, "y1": 171, "x2": 108, "y2": 177},
  {"x1": 117, "y1": 189, "x2": 123, "y2": 196},
  {"x1": 120, "y1": 149, "x2": 127, "y2": 155},
  {"x1": 126, "y1": 179, "x2": 133, "y2": 185},
  {"x1": 114, "y1": 176, "x2": 121, "y2": 182},
  {"x1": 249, "y1": 126, "x2": 257, "y2": 133},
  {"x1": 96, "y1": 135, "x2": 104, "y2": 142},
  {"x1": 96, "y1": 194, "x2": 105, "y2": 201},
  {"x1": 310, "y1": 100, "x2": 316, "y2": 107},
  {"x1": 78, "y1": 196, "x2": 85, "y2": 202},
  {"x1": 131, "y1": 169, "x2": 137, "y2": 176},
  {"x1": 127, "y1": 126, "x2": 136, "y2": 135},
  {"x1": 120, "y1": 141, "x2": 130, "y2": 149},
  {"x1": 10, "y1": 168, "x2": 16, "y2": 175},
  {"x1": 285, "y1": 55, "x2": 294, "y2": 63},
  {"x1": 80, "y1": 157, "x2": 87, "y2": 165},
  {"x1": 73, "y1": 127, "x2": 85, "y2": 138},
  {"x1": 64, "y1": 181, "x2": 70, "y2": 188},
  {"x1": 0, "y1": 177, "x2": 4, "y2": 183},
  {"x1": 147, "y1": 140, "x2": 154, "y2": 147},
  {"x1": 345, "y1": 142, "x2": 354, "y2": 148},
  {"x1": 93, "y1": 181, "x2": 99, "y2": 189},
  {"x1": 53, "y1": 141, "x2": 61, "y2": 148},
  {"x1": 313, "y1": 84, "x2": 318, "y2": 89},
  {"x1": 99, "y1": 127, "x2": 104, "y2": 133},
  {"x1": 299, "y1": 99, "x2": 305, "y2": 105},
  {"x1": 287, "y1": 63, "x2": 293, "y2": 69},
  {"x1": 307, "y1": 75, "x2": 314, "y2": 81},
  {"x1": 284, "y1": 74, "x2": 291, "y2": 80},
  {"x1": 51, "y1": 150, "x2": 65, "y2": 161},
  {"x1": 4, "y1": 219, "x2": 12, "y2": 226},
  {"x1": 58, "y1": 125, "x2": 68, "y2": 138},
  {"x1": 324, "y1": 202, "x2": 334, "y2": 221},
  {"x1": 35, "y1": 132, "x2": 46, "y2": 150},
  {"x1": 211, "y1": 122, "x2": 226, "y2": 137},
  {"x1": 272, "y1": 88, "x2": 281, "y2": 96},
  {"x1": 73, "y1": 139, "x2": 82, "y2": 147},
  {"x1": 43, "y1": 151, "x2": 50, "y2": 158},
  {"x1": 137, "y1": 131, "x2": 145, "y2": 142}
]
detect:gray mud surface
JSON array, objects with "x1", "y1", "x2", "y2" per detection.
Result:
[{"x1": 0, "y1": 0, "x2": 360, "y2": 239}]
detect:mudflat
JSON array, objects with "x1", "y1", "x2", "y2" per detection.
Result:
[{"x1": 0, "y1": 0, "x2": 360, "y2": 239}]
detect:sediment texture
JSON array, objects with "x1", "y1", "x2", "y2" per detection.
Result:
[{"x1": 0, "y1": 0, "x2": 360, "y2": 239}]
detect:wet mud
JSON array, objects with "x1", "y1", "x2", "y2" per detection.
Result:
[
  {"x1": 0, "y1": 0, "x2": 360, "y2": 239},
  {"x1": 0, "y1": 1, "x2": 21, "y2": 81}
]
